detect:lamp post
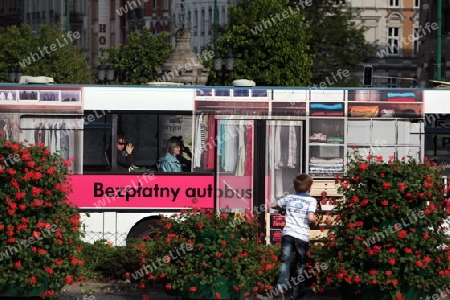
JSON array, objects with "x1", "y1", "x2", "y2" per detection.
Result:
[
  {"x1": 213, "y1": 52, "x2": 234, "y2": 85},
  {"x1": 97, "y1": 64, "x2": 115, "y2": 84},
  {"x1": 8, "y1": 67, "x2": 22, "y2": 83}
]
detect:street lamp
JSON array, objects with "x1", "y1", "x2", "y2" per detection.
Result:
[
  {"x1": 213, "y1": 52, "x2": 234, "y2": 85},
  {"x1": 97, "y1": 64, "x2": 115, "y2": 84},
  {"x1": 8, "y1": 67, "x2": 22, "y2": 83}
]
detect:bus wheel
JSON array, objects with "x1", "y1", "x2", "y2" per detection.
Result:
[{"x1": 126, "y1": 218, "x2": 163, "y2": 245}]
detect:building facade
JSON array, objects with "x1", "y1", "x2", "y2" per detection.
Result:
[
  {"x1": 0, "y1": 0, "x2": 23, "y2": 27},
  {"x1": 172, "y1": 0, "x2": 236, "y2": 55},
  {"x1": 350, "y1": 0, "x2": 421, "y2": 87},
  {"x1": 416, "y1": 0, "x2": 450, "y2": 86}
]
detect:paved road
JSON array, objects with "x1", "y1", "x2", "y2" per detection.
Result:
[{"x1": 54, "y1": 283, "x2": 343, "y2": 300}]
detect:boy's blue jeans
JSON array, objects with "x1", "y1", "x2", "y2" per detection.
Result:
[{"x1": 277, "y1": 235, "x2": 309, "y2": 300}]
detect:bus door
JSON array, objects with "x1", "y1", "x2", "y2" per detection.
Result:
[{"x1": 214, "y1": 118, "x2": 304, "y2": 243}]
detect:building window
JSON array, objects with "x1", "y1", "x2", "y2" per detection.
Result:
[
  {"x1": 413, "y1": 27, "x2": 419, "y2": 56},
  {"x1": 389, "y1": 0, "x2": 399, "y2": 7},
  {"x1": 201, "y1": 9, "x2": 204, "y2": 35},
  {"x1": 188, "y1": 11, "x2": 191, "y2": 28},
  {"x1": 388, "y1": 27, "x2": 400, "y2": 55},
  {"x1": 153, "y1": 0, "x2": 157, "y2": 9},
  {"x1": 388, "y1": 78, "x2": 397, "y2": 88},
  {"x1": 194, "y1": 10, "x2": 198, "y2": 28},
  {"x1": 208, "y1": 8, "x2": 212, "y2": 28},
  {"x1": 164, "y1": 0, "x2": 169, "y2": 10},
  {"x1": 414, "y1": 0, "x2": 420, "y2": 8}
]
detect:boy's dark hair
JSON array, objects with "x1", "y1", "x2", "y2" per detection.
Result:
[{"x1": 293, "y1": 174, "x2": 314, "y2": 193}]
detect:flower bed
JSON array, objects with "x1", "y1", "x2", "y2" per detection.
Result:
[
  {"x1": 133, "y1": 209, "x2": 280, "y2": 299},
  {"x1": 311, "y1": 149, "x2": 450, "y2": 299},
  {"x1": 0, "y1": 133, "x2": 84, "y2": 298}
]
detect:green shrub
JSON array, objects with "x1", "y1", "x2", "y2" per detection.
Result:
[{"x1": 78, "y1": 240, "x2": 141, "y2": 281}]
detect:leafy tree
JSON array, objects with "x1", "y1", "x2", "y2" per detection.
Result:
[
  {"x1": 0, "y1": 24, "x2": 92, "y2": 84},
  {"x1": 301, "y1": 0, "x2": 376, "y2": 86},
  {"x1": 210, "y1": 0, "x2": 314, "y2": 86},
  {"x1": 99, "y1": 28, "x2": 173, "y2": 85}
]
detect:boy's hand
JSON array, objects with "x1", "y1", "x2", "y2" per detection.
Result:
[{"x1": 270, "y1": 202, "x2": 280, "y2": 210}]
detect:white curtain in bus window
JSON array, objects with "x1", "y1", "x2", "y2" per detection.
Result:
[
  {"x1": 397, "y1": 147, "x2": 421, "y2": 161},
  {"x1": 370, "y1": 146, "x2": 396, "y2": 160},
  {"x1": 19, "y1": 116, "x2": 83, "y2": 174},
  {"x1": 218, "y1": 119, "x2": 240, "y2": 173},
  {"x1": 0, "y1": 113, "x2": 20, "y2": 141},
  {"x1": 347, "y1": 120, "x2": 371, "y2": 144},
  {"x1": 215, "y1": 119, "x2": 254, "y2": 210},
  {"x1": 372, "y1": 120, "x2": 396, "y2": 145},
  {"x1": 268, "y1": 121, "x2": 300, "y2": 199}
]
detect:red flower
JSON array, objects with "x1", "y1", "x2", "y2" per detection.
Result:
[
  {"x1": 45, "y1": 267, "x2": 54, "y2": 275},
  {"x1": 404, "y1": 247, "x2": 412, "y2": 254},
  {"x1": 64, "y1": 276, "x2": 74, "y2": 284},
  {"x1": 28, "y1": 276, "x2": 37, "y2": 284},
  {"x1": 189, "y1": 287, "x2": 197, "y2": 292},
  {"x1": 215, "y1": 292, "x2": 221, "y2": 299},
  {"x1": 382, "y1": 182, "x2": 392, "y2": 189},
  {"x1": 397, "y1": 230, "x2": 407, "y2": 238},
  {"x1": 388, "y1": 258, "x2": 396, "y2": 265},
  {"x1": 360, "y1": 199, "x2": 369, "y2": 207},
  {"x1": 385, "y1": 270, "x2": 392, "y2": 276},
  {"x1": 46, "y1": 166, "x2": 57, "y2": 175},
  {"x1": 31, "y1": 187, "x2": 42, "y2": 197},
  {"x1": 381, "y1": 200, "x2": 389, "y2": 206},
  {"x1": 165, "y1": 283, "x2": 172, "y2": 290},
  {"x1": 359, "y1": 163, "x2": 369, "y2": 171},
  {"x1": 15, "y1": 191, "x2": 25, "y2": 200},
  {"x1": 416, "y1": 261, "x2": 426, "y2": 268},
  {"x1": 196, "y1": 222, "x2": 203, "y2": 230},
  {"x1": 395, "y1": 294, "x2": 405, "y2": 300},
  {"x1": 369, "y1": 269, "x2": 376, "y2": 276},
  {"x1": 32, "y1": 172, "x2": 43, "y2": 180},
  {"x1": 14, "y1": 261, "x2": 21, "y2": 268},
  {"x1": 391, "y1": 279, "x2": 399, "y2": 286}
]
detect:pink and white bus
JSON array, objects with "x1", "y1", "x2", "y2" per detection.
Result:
[{"x1": 0, "y1": 84, "x2": 448, "y2": 245}]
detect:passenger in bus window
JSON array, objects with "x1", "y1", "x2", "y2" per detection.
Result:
[
  {"x1": 169, "y1": 136, "x2": 192, "y2": 172},
  {"x1": 117, "y1": 135, "x2": 135, "y2": 172},
  {"x1": 158, "y1": 139, "x2": 182, "y2": 172}
]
